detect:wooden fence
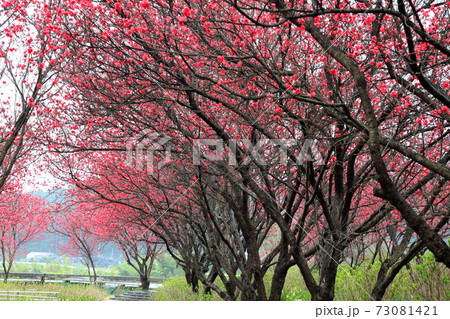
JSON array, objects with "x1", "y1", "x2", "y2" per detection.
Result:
[{"x1": 1, "y1": 272, "x2": 165, "y2": 291}]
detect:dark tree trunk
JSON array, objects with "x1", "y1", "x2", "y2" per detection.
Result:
[
  {"x1": 87, "y1": 254, "x2": 97, "y2": 283},
  {"x1": 92, "y1": 265, "x2": 97, "y2": 283},
  {"x1": 269, "y1": 265, "x2": 289, "y2": 301},
  {"x1": 269, "y1": 239, "x2": 291, "y2": 300},
  {"x1": 204, "y1": 268, "x2": 218, "y2": 295},
  {"x1": 86, "y1": 262, "x2": 91, "y2": 283},
  {"x1": 1, "y1": 248, "x2": 12, "y2": 283},
  {"x1": 86, "y1": 263, "x2": 92, "y2": 282},
  {"x1": 240, "y1": 281, "x2": 259, "y2": 301},
  {"x1": 191, "y1": 272, "x2": 199, "y2": 293},
  {"x1": 313, "y1": 242, "x2": 341, "y2": 301},
  {"x1": 224, "y1": 280, "x2": 236, "y2": 299},
  {"x1": 140, "y1": 276, "x2": 150, "y2": 290},
  {"x1": 183, "y1": 268, "x2": 199, "y2": 293}
]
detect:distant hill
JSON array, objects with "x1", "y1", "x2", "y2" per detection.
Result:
[{"x1": 33, "y1": 189, "x2": 67, "y2": 203}]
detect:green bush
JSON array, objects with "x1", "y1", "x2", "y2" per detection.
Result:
[
  {"x1": 407, "y1": 253, "x2": 450, "y2": 301},
  {"x1": 153, "y1": 276, "x2": 222, "y2": 301},
  {"x1": 334, "y1": 253, "x2": 449, "y2": 301}
]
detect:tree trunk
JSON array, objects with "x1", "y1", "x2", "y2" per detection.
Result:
[
  {"x1": 1, "y1": 248, "x2": 11, "y2": 283},
  {"x1": 224, "y1": 280, "x2": 236, "y2": 299},
  {"x1": 269, "y1": 239, "x2": 291, "y2": 300},
  {"x1": 204, "y1": 268, "x2": 218, "y2": 295},
  {"x1": 183, "y1": 268, "x2": 199, "y2": 293},
  {"x1": 312, "y1": 241, "x2": 341, "y2": 301},
  {"x1": 140, "y1": 276, "x2": 150, "y2": 290},
  {"x1": 92, "y1": 264, "x2": 97, "y2": 283},
  {"x1": 269, "y1": 264, "x2": 289, "y2": 301},
  {"x1": 86, "y1": 262, "x2": 91, "y2": 283},
  {"x1": 142, "y1": 253, "x2": 156, "y2": 290},
  {"x1": 87, "y1": 254, "x2": 97, "y2": 283}
]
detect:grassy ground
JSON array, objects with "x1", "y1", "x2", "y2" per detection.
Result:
[
  {"x1": 0, "y1": 282, "x2": 111, "y2": 301},
  {"x1": 154, "y1": 253, "x2": 449, "y2": 301}
]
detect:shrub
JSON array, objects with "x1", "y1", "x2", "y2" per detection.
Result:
[
  {"x1": 334, "y1": 253, "x2": 449, "y2": 301},
  {"x1": 153, "y1": 277, "x2": 222, "y2": 301}
]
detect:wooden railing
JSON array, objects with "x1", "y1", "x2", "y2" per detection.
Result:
[{"x1": 1, "y1": 272, "x2": 164, "y2": 284}]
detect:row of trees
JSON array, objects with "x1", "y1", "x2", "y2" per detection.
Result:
[
  {"x1": 0, "y1": 190, "x2": 164, "y2": 289},
  {"x1": 0, "y1": 192, "x2": 50, "y2": 282},
  {"x1": 0, "y1": 0, "x2": 448, "y2": 300},
  {"x1": 0, "y1": 0, "x2": 163, "y2": 289},
  {"x1": 0, "y1": 0, "x2": 56, "y2": 283},
  {"x1": 53, "y1": 198, "x2": 164, "y2": 288}
]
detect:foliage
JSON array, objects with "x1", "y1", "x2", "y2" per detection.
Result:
[
  {"x1": 152, "y1": 254, "x2": 184, "y2": 278},
  {"x1": 153, "y1": 276, "x2": 222, "y2": 301},
  {"x1": 334, "y1": 253, "x2": 449, "y2": 301}
]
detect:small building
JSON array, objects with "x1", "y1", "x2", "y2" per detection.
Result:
[{"x1": 26, "y1": 252, "x2": 60, "y2": 262}]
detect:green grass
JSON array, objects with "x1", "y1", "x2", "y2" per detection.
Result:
[
  {"x1": 153, "y1": 277, "x2": 223, "y2": 301},
  {"x1": 0, "y1": 282, "x2": 110, "y2": 301},
  {"x1": 153, "y1": 253, "x2": 449, "y2": 301}
]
